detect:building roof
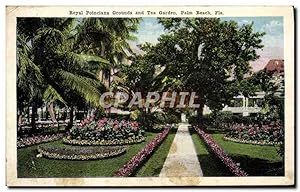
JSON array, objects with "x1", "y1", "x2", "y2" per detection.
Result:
[{"x1": 264, "y1": 59, "x2": 284, "y2": 73}]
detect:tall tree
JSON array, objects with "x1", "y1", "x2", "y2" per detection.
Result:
[
  {"x1": 17, "y1": 18, "x2": 110, "y2": 131},
  {"x1": 143, "y1": 18, "x2": 265, "y2": 122},
  {"x1": 75, "y1": 18, "x2": 141, "y2": 86},
  {"x1": 17, "y1": 18, "x2": 141, "y2": 131}
]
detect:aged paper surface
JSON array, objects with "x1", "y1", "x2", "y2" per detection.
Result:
[{"x1": 6, "y1": 6, "x2": 294, "y2": 186}]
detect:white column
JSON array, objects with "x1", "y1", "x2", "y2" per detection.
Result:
[
  {"x1": 37, "y1": 108, "x2": 42, "y2": 121},
  {"x1": 243, "y1": 97, "x2": 249, "y2": 116}
]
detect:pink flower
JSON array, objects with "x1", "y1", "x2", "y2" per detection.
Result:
[
  {"x1": 114, "y1": 126, "x2": 171, "y2": 177},
  {"x1": 194, "y1": 127, "x2": 247, "y2": 177}
]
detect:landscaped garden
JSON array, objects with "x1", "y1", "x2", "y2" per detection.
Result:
[
  {"x1": 16, "y1": 17, "x2": 285, "y2": 179},
  {"x1": 18, "y1": 134, "x2": 154, "y2": 177},
  {"x1": 191, "y1": 128, "x2": 283, "y2": 176},
  {"x1": 189, "y1": 111, "x2": 284, "y2": 176},
  {"x1": 18, "y1": 126, "x2": 176, "y2": 177}
]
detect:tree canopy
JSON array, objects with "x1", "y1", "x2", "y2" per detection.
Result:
[
  {"x1": 17, "y1": 18, "x2": 140, "y2": 130},
  {"x1": 129, "y1": 18, "x2": 265, "y2": 116}
]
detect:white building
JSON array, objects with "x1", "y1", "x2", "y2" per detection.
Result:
[{"x1": 204, "y1": 59, "x2": 284, "y2": 117}]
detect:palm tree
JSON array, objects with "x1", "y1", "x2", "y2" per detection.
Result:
[
  {"x1": 17, "y1": 18, "x2": 110, "y2": 132},
  {"x1": 74, "y1": 18, "x2": 141, "y2": 86},
  {"x1": 17, "y1": 18, "x2": 141, "y2": 132}
]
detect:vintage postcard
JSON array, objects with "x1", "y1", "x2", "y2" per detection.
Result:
[{"x1": 6, "y1": 6, "x2": 295, "y2": 187}]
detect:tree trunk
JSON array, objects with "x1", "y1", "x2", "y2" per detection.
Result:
[
  {"x1": 17, "y1": 113, "x2": 22, "y2": 132},
  {"x1": 31, "y1": 102, "x2": 37, "y2": 134},
  {"x1": 67, "y1": 106, "x2": 74, "y2": 131},
  {"x1": 48, "y1": 103, "x2": 57, "y2": 122},
  {"x1": 17, "y1": 112, "x2": 23, "y2": 125},
  {"x1": 27, "y1": 105, "x2": 30, "y2": 123},
  {"x1": 196, "y1": 102, "x2": 205, "y2": 126}
]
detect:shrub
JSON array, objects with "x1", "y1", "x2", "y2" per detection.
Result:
[
  {"x1": 203, "y1": 111, "x2": 235, "y2": 130},
  {"x1": 190, "y1": 111, "x2": 275, "y2": 130},
  {"x1": 113, "y1": 126, "x2": 171, "y2": 177},
  {"x1": 130, "y1": 110, "x2": 141, "y2": 121},
  {"x1": 143, "y1": 111, "x2": 180, "y2": 131},
  {"x1": 164, "y1": 112, "x2": 180, "y2": 124},
  {"x1": 109, "y1": 113, "x2": 130, "y2": 121}
]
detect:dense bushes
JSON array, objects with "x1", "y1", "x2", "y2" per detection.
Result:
[
  {"x1": 65, "y1": 116, "x2": 145, "y2": 145},
  {"x1": 189, "y1": 111, "x2": 271, "y2": 129},
  {"x1": 141, "y1": 111, "x2": 180, "y2": 132}
]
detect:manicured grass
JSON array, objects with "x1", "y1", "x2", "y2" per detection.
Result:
[
  {"x1": 190, "y1": 129, "x2": 232, "y2": 176},
  {"x1": 17, "y1": 132, "x2": 157, "y2": 178},
  {"x1": 134, "y1": 128, "x2": 177, "y2": 177},
  {"x1": 191, "y1": 127, "x2": 284, "y2": 176},
  {"x1": 211, "y1": 133, "x2": 284, "y2": 176},
  {"x1": 211, "y1": 134, "x2": 282, "y2": 161}
]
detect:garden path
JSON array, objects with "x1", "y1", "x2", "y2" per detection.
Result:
[{"x1": 159, "y1": 123, "x2": 203, "y2": 177}]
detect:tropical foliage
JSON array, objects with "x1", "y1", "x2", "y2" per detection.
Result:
[
  {"x1": 129, "y1": 18, "x2": 265, "y2": 122},
  {"x1": 16, "y1": 17, "x2": 284, "y2": 178},
  {"x1": 17, "y1": 18, "x2": 140, "y2": 131}
]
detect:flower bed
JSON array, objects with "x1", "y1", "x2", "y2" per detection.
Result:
[
  {"x1": 66, "y1": 117, "x2": 145, "y2": 146},
  {"x1": 194, "y1": 127, "x2": 248, "y2": 176},
  {"x1": 37, "y1": 145, "x2": 126, "y2": 160},
  {"x1": 113, "y1": 126, "x2": 171, "y2": 177},
  {"x1": 17, "y1": 134, "x2": 64, "y2": 148},
  {"x1": 225, "y1": 121, "x2": 283, "y2": 146},
  {"x1": 63, "y1": 136, "x2": 145, "y2": 146},
  {"x1": 223, "y1": 135, "x2": 282, "y2": 146}
]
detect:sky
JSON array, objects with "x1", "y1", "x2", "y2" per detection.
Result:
[{"x1": 130, "y1": 17, "x2": 284, "y2": 72}]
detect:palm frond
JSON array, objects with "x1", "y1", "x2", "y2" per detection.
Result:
[
  {"x1": 75, "y1": 53, "x2": 110, "y2": 65},
  {"x1": 33, "y1": 27, "x2": 65, "y2": 51},
  {"x1": 58, "y1": 69, "x2": 101, "y2": 106},
  {"x1": 43, "y1": 85, "x2": 66, "y2": 105}
]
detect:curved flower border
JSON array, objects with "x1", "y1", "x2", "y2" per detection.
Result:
[
  {"x1": 223, "y1": 135, "x2": 282, "y2": 146},
  {"x1": 37, "y1": 146, "x2": 126, "y2": 160},
  {"x1": 113, "y1": 127, "x2": 171, "y2": 177},
  {"x1": 63, "y1": 136, "x2": 145, "y2": 146},
  {"x1": 194, "y1": 127, "x2": 248, "y2": 176},
  {"x1": 17, "y1": 134, "x2": 64, "y2": 148}
]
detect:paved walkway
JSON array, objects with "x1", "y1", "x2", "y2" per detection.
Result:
[{"x1": 159, "y1": 123, "x2": 203, "y2": 177}]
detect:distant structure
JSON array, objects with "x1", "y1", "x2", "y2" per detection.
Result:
[
  {"x1": 264, "y1": 59, "x2": 284, "y2": 74},
  {"x1": 203, "y1": 59, "x2": 284, "y2": 116}
]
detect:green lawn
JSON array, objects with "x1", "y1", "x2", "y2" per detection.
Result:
[
  {"x1": 191, "y1": 128, "x2": 284, "y2": 176},
  {"x1": 17, "y1": 132, "x2": 157, "y2": 178},
  {"x1": 190, "y1": 129, "x2": 232, "y2": 176},
  {"x1": 211, "y1": 133, "x2": 284, "y2": 176},
  {"x1": 135, "y1": 128, "x2": 177, "y2": 177},
  {"x1": 211, "y1": 134, "x2": 282, "y2": 161}
]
